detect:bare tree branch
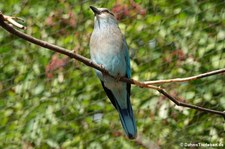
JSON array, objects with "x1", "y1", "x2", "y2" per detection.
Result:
[
  {"x1": 0, "y1": 12, "x2": 224, "y2": 118},
  {"x1": 1, "y1": 12, "x2": 26, "y2": 29},
  {"x1": 158, "y1": 88, "x2": 225, "y2": 117},
  {"x1": 0, "y1": 12, "x2": 158, "y2": 91},
  {"x1": 145, "y1": 68, "x2": 225, "y2": 85}
]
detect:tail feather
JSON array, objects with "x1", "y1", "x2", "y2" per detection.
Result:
[
  {"x1": 101, "y1": 81, "x2": 137, "y2": 139},
  {"x1": 118, "y1": 107, "x2": 137, "y2": 139}
]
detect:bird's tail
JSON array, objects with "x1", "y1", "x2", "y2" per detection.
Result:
[
  {"x1": 100, "y1": 81, "x2": 136, "y2": 139},
  {"x1": 118, "y1": 103, "x2": 137, "y2": 139}
]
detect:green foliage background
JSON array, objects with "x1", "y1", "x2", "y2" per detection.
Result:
[{"x1": 0, "y1": 0, "x2": 224, "y2": 148}]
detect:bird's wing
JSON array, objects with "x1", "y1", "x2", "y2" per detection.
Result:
[
  {"x1": 123, "y1": 38, "x2": 131, "y2": 79},
  {"x1": 101, "y1": 81, "x2": 117, "y2": 109},
  {"x1": 123, "y1": 38, "x2": 131, "y2": 96},
  {"x1": 100, "y1": 38, "x2": 136, "y2": 138},
  {"x1": 100, "y1": 38, "x2": 131, "y2": 109}
]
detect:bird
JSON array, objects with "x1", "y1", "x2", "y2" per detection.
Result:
[{"x1": 89, "y1": 6, "x2": 137, "y2": 139}]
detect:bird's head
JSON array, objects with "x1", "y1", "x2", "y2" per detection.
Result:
[{"x1": 90, "y1": 6, "x2": 117, "y2": 28}]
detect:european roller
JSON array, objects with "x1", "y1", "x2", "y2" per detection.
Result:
[{"x1": 89, "y1": 6, "x2": 137, "y2": 139}]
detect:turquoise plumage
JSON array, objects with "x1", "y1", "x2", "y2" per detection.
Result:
[{"x1": 89, "y1": 6, "x2": 137, "y2": 139}]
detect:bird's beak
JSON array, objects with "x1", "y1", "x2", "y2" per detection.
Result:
[{"x1": 90, "y1": 6, "x2": 101, "y2": 15}]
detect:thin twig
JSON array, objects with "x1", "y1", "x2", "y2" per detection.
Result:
[
  {"x1": 0, "y1": 12, "x2": 224, "y2": 118},
  {"x1": 145, "y1": 68, "x2": 225, "y2": 85},
  {"x1": 158, "y1": 88, "x2": 225, "y2": 117},
  {"x1": 1, "y1": 12, "x2": 26, "y2": 29}
]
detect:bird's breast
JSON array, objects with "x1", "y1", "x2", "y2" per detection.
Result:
[
  {"x1": 90, "y1": 30, "x2": 126, "y2": 79},
  {"x1": 93, "y1": 48, "x2": 126, "y2": 77}
]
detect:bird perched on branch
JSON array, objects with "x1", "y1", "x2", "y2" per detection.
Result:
[{"x1": 89, "y1": 6, "x2": 137, "y2": 139}]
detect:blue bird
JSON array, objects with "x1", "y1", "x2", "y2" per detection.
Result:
[{"x1": 89, "y1": 6, "x2": 137, "y2": 139}]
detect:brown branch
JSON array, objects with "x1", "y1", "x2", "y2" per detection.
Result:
[
  {"x1": 1, "y1": 12, "x2": 26, "y2": 29},
  {"x1": 158, "y1": 88, "x2": 225, "y2": 117},
  {"x1": 145, "y1": 68, "x2": 225, "y2": 85},
  {"x1": 0, "y1": 12, "x2": 224, "y2": 118},
  {"x1": 0, "y1": 12, "x2": 158, "y2": 90}
]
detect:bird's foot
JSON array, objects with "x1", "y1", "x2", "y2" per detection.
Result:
[
  {"x1": 100, "y1": 64, "x2": 108, "y2": 75},
  {"x1": 115, "y1": 74, "x2": 122, "y2": 82}
]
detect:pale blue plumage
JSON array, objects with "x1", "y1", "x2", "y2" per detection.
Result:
[{"x1": 89, "y1": 6, "x2": 137, "y2": 139}]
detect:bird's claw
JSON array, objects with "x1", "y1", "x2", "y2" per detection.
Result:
[
  {"x1": 115, "y1": 75, "x2": 122, "y2": 82},
  {"x1": 100, "y1": 64, "x2": 107, "y2": 75}
]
